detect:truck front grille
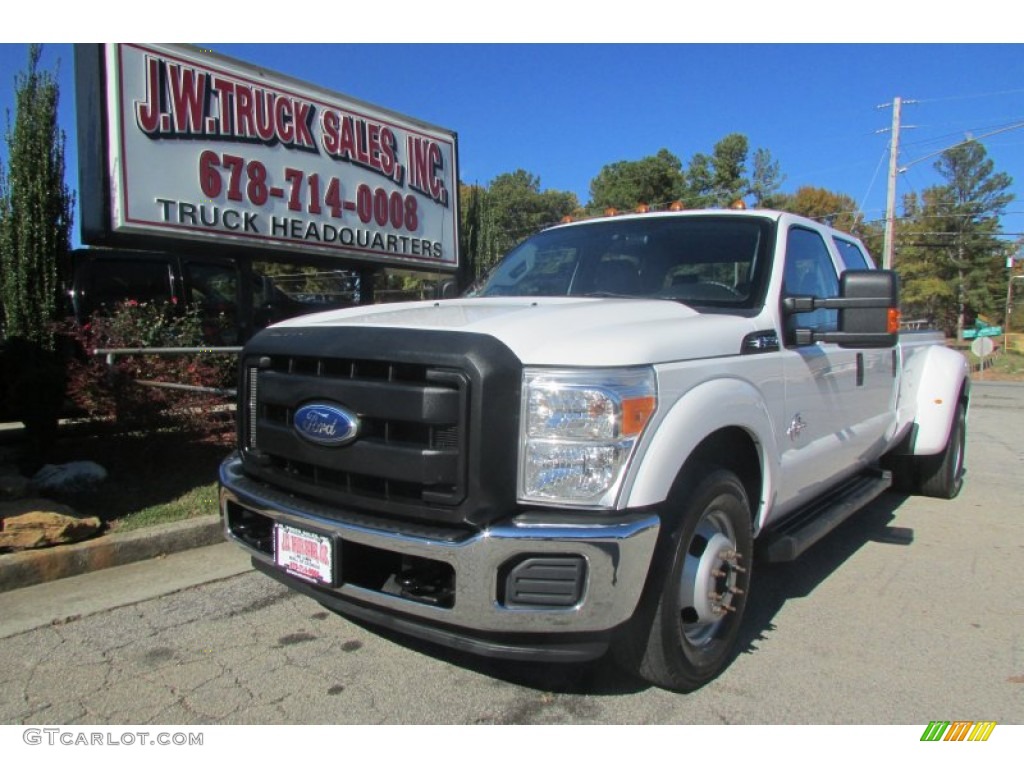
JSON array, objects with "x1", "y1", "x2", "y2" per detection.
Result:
[
  {"x1": 237, "y1": 326, "x2": 522, "y2": 528},
  {"x1": 245, "y1": 354, "x2": 468, "y2": 512}
]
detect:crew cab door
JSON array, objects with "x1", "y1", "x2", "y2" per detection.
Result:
[
  {"x1": 830, "y1": 233, "x2": 899, "y2": 451},
  {"x1": 776, "y1": 226, "x2": 896, "y2": 513}
]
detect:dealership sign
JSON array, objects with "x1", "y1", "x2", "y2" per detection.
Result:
[{"x1": 78, "y1": 44, "x2": 459, "y2": 270}]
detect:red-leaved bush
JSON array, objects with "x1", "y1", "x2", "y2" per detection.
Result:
[{"x1": 63, "y1": 299, "x2": 237, "y2": 436}]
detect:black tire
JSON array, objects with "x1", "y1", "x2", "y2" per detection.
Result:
[
  {"x1": 634, "y1": 468, "x2": 754, "y2": 692},
  {"x1": 918, "y1": 400, "x2": 967, "y2": 499}
]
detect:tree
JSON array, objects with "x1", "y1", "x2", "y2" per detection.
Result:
[
  {"x1": 683, "y1": 151, "x2": 714, "y2": 207},
  {"x1": 750, "y1": 148, "x2": 786, "y2": 208},
  {"x1": 0, "y1": 44, "x2": 74, "y2": 348},
  {"x1": 680, "y1": 133, "x2": 783, "y2": 209},
  {"x1": 895, "y1": 140, "x2": 1014, "y2": 337},
  {"x1": 935, "y1": 140, "x2": 1013, "y2": 338},
  {"x1": 684, "y1": 133, "x2": 750, "y2": 208},
  {"x1": 708, "y1": 133, "x2": 749, "y2": 206},
  {"x1": 780, "y1": 186, "x2": 863, "y2": 233},
  {"x1": 894, "y1": 189, "x2": 959, "y2": 329},
  {"x1": 0, "y1": 44, "x2": 75, "y2": 464},
  {"x1": 587, "y1": 148, "x2": 684, "y2": 212},
  {"x1": 458, "y1": 182, "x2": 484, "y2": 287},
  {"x1": 469, "y1": 170, "x2": 578, "y2": 279}
]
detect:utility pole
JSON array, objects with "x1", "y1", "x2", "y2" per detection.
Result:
[
  {"x1": 1007, "y1": 251, "x2": 1022, "y2": 355},
  {"x1": 881, "y1": 97, "x2": 903, "y2": 271}
]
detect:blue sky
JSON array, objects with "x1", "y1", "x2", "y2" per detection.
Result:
[{"x1": 2, "y1": 8, "x2": 1023, "y2": 252}]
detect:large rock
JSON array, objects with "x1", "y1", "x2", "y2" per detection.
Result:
[
  {"x1": 31, "y1": 461, "x2": 108, "y2": 494},
  {"x1": 0, "y1": 499, "x2": 103, "y2": 551}
]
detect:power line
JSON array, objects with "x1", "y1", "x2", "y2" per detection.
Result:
[
  {"x1": 900, "y1": 118, "x2": 1024, "y2": 151},
  {"x1": 914, "y1": 87, "x2": 1024, "y2": 105},
  {"x1": 900, "y1": 121, "x2": 1024, "y2": 171},
  {"x1": 858, "y1": 147, "x2": 889, "y2": 221}
]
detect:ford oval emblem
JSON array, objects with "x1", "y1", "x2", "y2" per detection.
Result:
[{"x1": 293, "y1": 403, "x2": 359, "y2": 447}]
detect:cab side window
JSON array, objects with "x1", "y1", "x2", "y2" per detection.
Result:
[
  {"x1": 784, "y1": 227, "x2": 839, "y2": 334},
  {"x1": 832, "y1": 237, "x2": 872, "y2": 271}
]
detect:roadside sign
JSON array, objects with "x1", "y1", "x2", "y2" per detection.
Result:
[
  {"x1": 971, "y1": 336, "x2": 994, "y2": 358},
  {"x1": 76, "y1": 44, "x2": 460, "y2": 272},
  {"x1": 963, "y1": 325, "x2": 1003, "y2": 339}
]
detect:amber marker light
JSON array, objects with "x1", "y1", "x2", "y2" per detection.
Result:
[
  {"x1": 622, "y1": 395, "x2": 657, "y2": 437},
  {"x1": 887, "y1": 308, "x2": 902, "y2": 334}
]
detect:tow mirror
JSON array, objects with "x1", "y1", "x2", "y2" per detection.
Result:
[{"x1": 784, "y1": 270, "x2": 900, "y2": 349}]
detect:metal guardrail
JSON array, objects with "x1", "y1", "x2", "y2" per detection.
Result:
[
  {"x1": 93, "y1": 346, "x2": 243, "y2": 364},
  {"x1": 900, "y1": 318, "x2": 932, "y2": 331},
  {"x1": 92, "y1": 346, "x2": 242, "y2": 397}
]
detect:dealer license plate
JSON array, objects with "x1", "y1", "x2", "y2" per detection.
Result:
[{"x1": 273, "y1": 523, "x2": 334, "y2": 585}]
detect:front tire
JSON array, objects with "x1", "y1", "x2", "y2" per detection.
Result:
[{"x1": 635, "y1": 468, "x2": 753, "y2": 692}]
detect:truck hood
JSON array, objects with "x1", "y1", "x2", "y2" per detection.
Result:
[{"x1": 273, "y1": 297, "x2": 762, "y2": 366}]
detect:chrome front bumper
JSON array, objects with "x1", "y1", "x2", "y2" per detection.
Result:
[{"x1": 219, "y1": 454, "x2": 660, "y2": 636}]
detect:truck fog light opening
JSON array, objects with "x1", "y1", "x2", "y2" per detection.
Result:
[{"x1": 500, "y1": 555, "x2": 587, "y2": 608}]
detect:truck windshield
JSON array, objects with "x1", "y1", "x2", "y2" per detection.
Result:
[{"x1": 469, "y1": 215, "x2": 773, "y2": 310}]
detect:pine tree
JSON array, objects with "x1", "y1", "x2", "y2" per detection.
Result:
[{"x1": 895, "y1": 140, "x2": 1013, "y2": 338}]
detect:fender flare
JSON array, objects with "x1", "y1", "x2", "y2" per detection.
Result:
[
  {"x1": 623, "y1": 377, "x2": 780, "y2": 531},
  {"x1": 899, "y1": 344, "x2": 970, "y2": 456}
]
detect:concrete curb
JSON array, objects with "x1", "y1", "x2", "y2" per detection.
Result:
[{"x1": 0, "y1": 515, "x2": 225, "y2": 593}]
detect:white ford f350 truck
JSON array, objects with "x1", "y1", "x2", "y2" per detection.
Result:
[{"x1": 219, "y1": 209, "x2": 969, "y2": 691}]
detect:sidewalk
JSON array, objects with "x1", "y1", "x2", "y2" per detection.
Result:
[{"x1": 0, "y1": 539, "x2": 253, "y2": 639}]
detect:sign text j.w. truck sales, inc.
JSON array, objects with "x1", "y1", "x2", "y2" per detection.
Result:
[{"x1": 95, "y1": 44, "x2": 459, "y2": 270}]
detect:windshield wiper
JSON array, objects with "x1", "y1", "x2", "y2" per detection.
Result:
[{"x1": 577, "y1": 291, "x2": 680, "y2": 300}]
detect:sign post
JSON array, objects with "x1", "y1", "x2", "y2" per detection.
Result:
[{"x1": 970, "y1": 336, "x2": 994, "y2": 378}]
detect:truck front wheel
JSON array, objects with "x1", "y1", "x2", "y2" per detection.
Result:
[{"x1": 636, "y1": 468, "x2": 753, "y2": 692}]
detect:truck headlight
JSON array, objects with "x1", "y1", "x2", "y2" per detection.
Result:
[{"x1": 519, "y1": 368, "x2": 657, "y2": 508}]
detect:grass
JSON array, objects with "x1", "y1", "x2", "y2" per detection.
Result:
[
  {"x1": 963, "y1": 349, "x2": 1024, "y2": 380},
  {"x1": 113, "y1": 480, "x2": 220, "y2": 532}
]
